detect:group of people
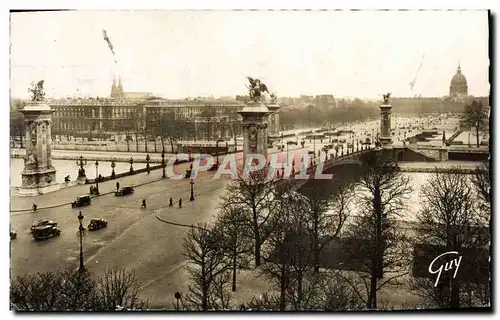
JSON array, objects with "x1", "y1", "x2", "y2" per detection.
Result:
[
  {"x1": 114, "y1": 181, "x2": 183, "y2": 210},
  {"x1": 141, "y1": 197, "x2": 182, "y2": 209}
]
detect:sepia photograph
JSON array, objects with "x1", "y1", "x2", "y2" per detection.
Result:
[{"x1": 8, "y1": 9, "x2": 491, "y2": 311}]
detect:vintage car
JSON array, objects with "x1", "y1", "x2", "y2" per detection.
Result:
[
  {"x1": 115, "y1": 187, "x2": 134, "y2": 196},
  {"x1": 72, "y1": 195, "x2": 91, "y2": 208},
  {"x1": 31, "y1": 219, "x2": 58, "y2": 231},
  {"x1": 32, "y1": 225, "x2": 61, "y2": 240},
  {"x1": 10, "y1": 230, "x2": 17, "y2": 240},
  {"x1": 88, "y1": 219, "x2": 108, "y2": 231}
]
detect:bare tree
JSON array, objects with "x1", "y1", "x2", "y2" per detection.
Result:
[
  {"x1": 131, "y1": 109, "x2": 143, "y2": 152},
  {"x1": 215, "y1": 206, "x2": 253, "y2": 292},
  {"x1": 343, "y1": 150, "x2": 413, "y2": 309},
  {"x1": 260, "y1": 190, "x2": 315, "y2": 311},
  {"x1": 182, "y1": 222, "x2": 230, "y2": 311},
  {"x1": 460, "y1": 100, "x2": 489, "y2": 147},
  {"x1": 199, "y1": 105, "x2": 218, "y2": 140},
  {"x1": 220, "y1": 168, "x2": 277, "y2": 267},
  {"x1": 472, "y1": 161, "x2": 491, "y2": 217},
  {"x1": 10, "y1": 268, "x2": 145, "y2": 311},
  {"x1": 412, "y1": 170, "x2": 490, "y2": 308},
  {"x1": 158, "y1": 111, "x2": 183, "y2": 153},
  {"x1": 300, "y1": 183, "x2": 352, "y2": 272},
  {"x1": 95, "y1": 267, "x2": 146, "y2": 311}
]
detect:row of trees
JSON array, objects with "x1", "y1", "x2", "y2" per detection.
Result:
[
  {"x1": 278, "y1": 97, "x2": 490, "y2": 132},
  {"x1": 10, "y1": 267, "x2": 146, "y2": 311},
  {"x1": 181, "y1": 152, "x2": 490, "y2": 310}
]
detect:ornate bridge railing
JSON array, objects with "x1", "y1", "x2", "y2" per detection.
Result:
[{"x1": 290, "y1": 148, "x2": 372, "y2": 190}]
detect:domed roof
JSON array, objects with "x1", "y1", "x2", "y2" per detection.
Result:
[{"x1": 451, "y1": 64, "x2": 467, "y2": 84}]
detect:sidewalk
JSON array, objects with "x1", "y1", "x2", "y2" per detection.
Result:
[{"x1": 10, "y1": 161, "x2": 193, "y2": 212}]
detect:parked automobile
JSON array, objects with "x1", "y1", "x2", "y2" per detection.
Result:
[
  {"x1": 10, "y1": 230, "x2": 17, "y2": 240},
  {"x1": 88, "y1": 219, "x2": 108, "y2": 231},
  {"x1": 115, "y1": 187, "x2": 134, "y2": 196},
  {"x1": 32, "y1": 225, "x2": 61, "y2": 240},
  {"x1": 31, "y1": 219, "x2": 58, "y2": 231},
  {"x1": 72, "y1": 195, "x2": 91, "y2": 208}
]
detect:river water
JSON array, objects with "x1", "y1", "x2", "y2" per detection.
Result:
[{"x1": 10, "y1": 158, "x2": 146, "y2": 187}]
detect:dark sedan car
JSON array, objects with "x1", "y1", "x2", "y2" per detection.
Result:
[
  {"x1": 88, "y1": 219, "x2": 108, "y2": 231},
  {"x1": 115, "y1": 187, "x2": 134, "y2": 196},
  {"x1": 72, "y1": 195, "x2": 91, "y2": 208}
]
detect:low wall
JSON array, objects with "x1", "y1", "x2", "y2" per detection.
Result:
[
  {"x1": 448, "y1": 151, "x2": 489, "y2": 162},
  {"x1": 51, "y1": 141, "x2": 175, "y2": 153}
]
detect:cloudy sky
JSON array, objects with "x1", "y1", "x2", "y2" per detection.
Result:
[{"x1": 10, "y1": 10, "x2": 489, "y2": 99}]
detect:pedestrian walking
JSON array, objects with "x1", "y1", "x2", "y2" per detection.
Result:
[
  {"x1": 169, "y1": 198, "x2": 173, "y2": 207},
  {"x1": 141, "y1": 198, "x2": 147, "y2": 209},
  {"x1": 116, "y1": 181, "x2": 120, "y2": 191},
  {"x1": 178, "y1": 198, "x2": 182, "y2": 208}
]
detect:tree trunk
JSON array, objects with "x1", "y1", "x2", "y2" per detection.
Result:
[
  {"x1": 368, "y1": 260, "x2": 377, "y2": 309},
  {"x1": 253, "y1": 207, "x2": 261, "y2": 267},
  {"x1": 297, "y1": 270, "x2": 303, "y2": 310},
  {"x1": 135, "y1": 132, "x2": 139, "y2": 152},
  {"x1": 19, "y1": 130, "x2": 24, "y2": 148},
  {"x1": 125, "y1": 132, "x2": 131, "y2": 152},
  {"x1": 144, "y1": 131, "x2": 148, "y2": 152},
  {"x1": 232, "y1": 256, "x2": 237, "y2": 292},
  {"x1": 450, "y1": 280, "x2": 460, "y2": 308},
  {"x1": 313, "y1": 216, "x2": 320, "y2": 273},
  {"x1": 374, "y1": 186, "x2": 383, "y2": 279},
  {"x1": 160, "y1": 136, "x2": 165, "y2": 152},
  {"x1": 154, "y1": 137, "x2": 157, "y2": 153},
  {"x1": 254, "y1": 241, "x2": 261, "y2": 267},
  {"x1": 202, "y1": 285, "x2": 209, "y2": 311},
  {"x1": 169, "y1": 137, "x2": 175, "y2": 153},
  {"x1": 476, "y1": 126, "x2": 480, "y2": 147},
  {"x1": 279, "y1": 269, "x2": 287, "y2": 311}
]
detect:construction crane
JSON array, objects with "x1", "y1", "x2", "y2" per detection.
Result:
[{"x1": 409, "y1": 54, "x2": 425, "y2": 91}]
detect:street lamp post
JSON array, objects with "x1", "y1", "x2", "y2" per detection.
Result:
[
  {"x1": 146, "y1": 154, "x2": 150, "y2": 174},
  {"x1": 174, "y1": 292, "x2": 182, "y2": 311},
  {"x1": 468, "y1": 132, "x2": 471, "y2": 147},
  {"x1": 94, "y1": 161, "x2": 100, "y2": 195},
  {"x1": 76, "y1": 155, "x2": 87, "y2": 179},
  {"x1": 78, "y1": 211, "x2": 85, "y2": 273},
  {"x1": 161, "y1": 150, "x2": 166, "y2": 178},
  {"x1": 190, "y1": 179, "x2": 195, "y2": 201},
  {"x1": 129, "y1": 157, "x2": 134, "y2": 173},
  {"x1": 110, "y1": 160, "x2": 116, "y2": 179}
]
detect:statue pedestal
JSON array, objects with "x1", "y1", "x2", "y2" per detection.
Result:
[
  {"x1": 18, "y1": 167, "x2": 59, "y2": 196},
  {"x1": 379, "y1": 104, "x2": 393, "y2": 148},
  {"x1": 238, "y1": 102, "x2": 270, "y2": 166},
  {"x1": 77, "y1": 175, "x2": 87, "y2": 185},
  {"x1": 17, "y1": 102, "x2": 58, "y2": 196}
]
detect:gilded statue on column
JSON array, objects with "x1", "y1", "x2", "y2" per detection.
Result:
[{"x1": 28, "y1": 80, "x2": 45, "y2": 102}]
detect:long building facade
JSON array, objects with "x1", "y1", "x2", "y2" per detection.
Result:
[{"x1": 48, "y1": 96, "x2": 245, "y2": 141}]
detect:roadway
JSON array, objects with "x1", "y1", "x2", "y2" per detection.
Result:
[{"x1": 10, "y1": 145, "x2": 317, "y2": 308}]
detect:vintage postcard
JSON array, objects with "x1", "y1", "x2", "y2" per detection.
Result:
[{"x1": 9, "y1": 10, "x2": 491, "y2": 311}]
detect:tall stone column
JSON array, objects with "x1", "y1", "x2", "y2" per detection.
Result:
[
  {"x1": 379, "y1": 101, "x2": 393, "y2": 148},
  {"x1": 267, "y1": 104, "x2": 280, "y2": 142},
  {"x1": 19, "y1": 102, "x2": 59, "y2": 196},
  {"x1": 238, "y1": 102, "x2": 270, "y2": 166}
]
